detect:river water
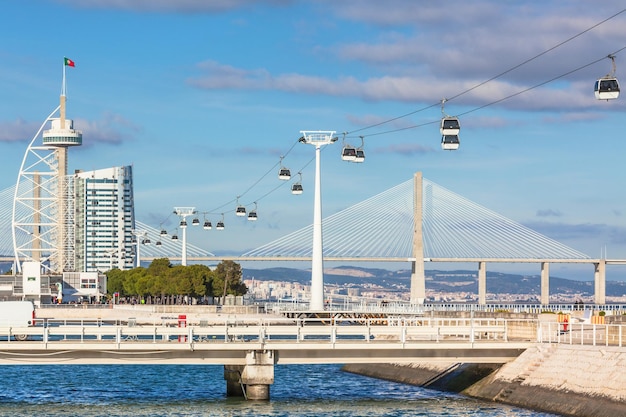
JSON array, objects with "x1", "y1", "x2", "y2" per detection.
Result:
[{"x1": 0, "y1": 364, "x2": 559, "y2": 416}]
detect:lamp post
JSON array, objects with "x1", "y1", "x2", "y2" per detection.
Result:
[
  {"x1": 173, "y1": 207, "x2": 196, "y2": 266},
  {"x1": 299, "y1": 131, "x2": 337, "y2": 311}
]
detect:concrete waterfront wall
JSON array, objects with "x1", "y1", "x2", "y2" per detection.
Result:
[
  {"x1": 345, "y1": 344, "x2": 626, "y2": 417},
  {"x1": 464, "y1": 344, "x2": 626, "y2": 417}
]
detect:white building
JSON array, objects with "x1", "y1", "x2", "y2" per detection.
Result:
[{"x1": 73, "y1": 166, "x2": 136, "y2": 272}]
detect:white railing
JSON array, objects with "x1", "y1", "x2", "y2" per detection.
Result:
[
  {"x1": 538, "y1": 321, "x2": 625, "y2": 347},
  {"x1": 266, "y1": 301, "x2": 626, "y2": 315},
  {"x1": 0, "y1": 317, "x2": 513, "y2": 346},
  {"x1": 2, "y1": 318, "x2": 624, "y2": 348}
]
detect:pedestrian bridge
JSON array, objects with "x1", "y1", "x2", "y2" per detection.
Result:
[
  {"x1": 2, "y1": 315, "x2": 623, "y2": 400},
  {"x1": 0, "y1": 316, "x2": 531, "y2": 366}
]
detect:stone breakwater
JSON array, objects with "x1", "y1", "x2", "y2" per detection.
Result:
[{"x1": 344, "y1": 344, "x2": 626, "y2": 417}]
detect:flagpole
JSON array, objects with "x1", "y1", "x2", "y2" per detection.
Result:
[
  {"x1": 62, "y1": 58, "x2": 66, "y2": 96},
  {"x1": 61, "y1": 58, "x2": 66, "y2": 129}
]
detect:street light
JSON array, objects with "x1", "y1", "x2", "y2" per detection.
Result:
[
  {"x1": 173, "y1": 207, "x2": 196, "y2": 266},
  {"x1": 299, "y1": 130, "x2": 337, "y2": 311}
]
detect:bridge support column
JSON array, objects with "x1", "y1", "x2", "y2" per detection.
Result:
[
  {"x1": 224, "y1": 350, "x2": 275, "y2": 400},
  {"x1": 540, "y1": 262, "x2": 550, "y2": 305},
  {"x1": 224, "y1": 365, "x2": 246, "y2": 397},
  {"x1": 478, "y1": 262, "x2": 486, "y2": 305},
  {"x1": 410, "y1": 172, "x2": 425, "y2": 304},
  {"x1": 594, "y1": 260, "x2": 606, "y2": 305}
]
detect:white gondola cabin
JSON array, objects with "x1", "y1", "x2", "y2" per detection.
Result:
[
  {"x1": 595, "y1": 55, "x2": 620, "y2": 100},
  {"x1": 216, "y1": 221, "x2": 225, "y2": 230},
  {"x1": 278, "y1": 167, "x2": 291, "y2": 181},
  {"x1": 179, "y1": 220, "x2": 187, "y2": 228},
  {"x1": 236, "y1": 206, "x2": 246, "y2": 216},
  {"x1": 203, "y1": 221, "x2": 212, "y2": 230},
  {"x1": 353, "y1": 149, "x2": 365, "y2": 163},
  {"x1": 440, "y1": 117, "x2": 460, "y2": 135},
  {"x1": 248, "y1": 211, "x2": 257, "y2": 221},
  {"x1": 441, "y1": 135, "x2": 460, "y2": 151},
  {"x1": 341, "y1": 146, "x2": 357, "y2": 161},
  {"x1": 594, "y1": 78, "x2": 620, "y2": 100},
  {"x1": 291, "y1": 183, "x2": 303, "y2": 195}
]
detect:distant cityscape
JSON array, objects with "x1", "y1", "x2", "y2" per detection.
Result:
[{"x1": 243, "y1": 266, "x2": 626, "y2": 304}]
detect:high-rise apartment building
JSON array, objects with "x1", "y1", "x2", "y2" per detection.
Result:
[{"x1": 73, "y1": 166, "x2": 136, "y2": 272}]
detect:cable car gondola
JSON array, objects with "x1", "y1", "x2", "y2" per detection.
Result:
[
  {"x1": 291, "y1": 183, "x2": 303, "y2": 194},
  {"x1": 179, "y1": 220, "x2": 187, "y2": 228},
  {"x1": 291, "y1": 172, "x2": 303, "y2": 195},
  {"x1": 441, "y1": 135, "x2": 460, "y2": 151},
  {"x1": 216, "y1": 214, "x2": 225, "y2": 230},
  {"x1": 595, "y1": 78, "x2": 620, "y2": 100},
  {"x1": 203, "y1": 221, "x2": 212, "y2": 230},
  {"x1": 440, "y1": 116, "x2": 460, "y2": 135},
  {"x1": 354, "y1": 148, "x2": 365, "y2": 163},
  {"x1": 278, "y1": 156, "x2": 291, "y2": 180},
  {"x1": 235, "y1": 197, "x2": 246, "y2": 216},
  {"x1": 278, "y1": 168, "x2": 291, "y2": 180},
  {"x1": 595, "y1": 55, "x2": 620, "y2": 100},
  {"x1": 351, "y1": 136, "x2": 365, "y2": 163},
  {"x1": 248, "y1": 203, "x2": 258, "y2": 221},
  {"x1": 341, "y1": 146, "x2": 357, "y2": 161}
]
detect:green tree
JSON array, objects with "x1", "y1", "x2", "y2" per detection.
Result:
[
  {"x1": 106, "y1": 268, "x2": 126, "y2": 295},
  {"x1": 213, "y1": 260, "x2": 247, "y2": 302},
  {"x1": 187, "y1": 264, "x2": 213, "y2": 297}
]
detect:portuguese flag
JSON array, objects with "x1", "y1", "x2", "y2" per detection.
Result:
[{"x1": 64, "y1": 57, "x2": 75, "y2": 67}]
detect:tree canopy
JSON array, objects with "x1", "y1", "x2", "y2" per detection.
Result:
[{"x1": 105, "y1": 258, "x2": 247, "y2": 301}]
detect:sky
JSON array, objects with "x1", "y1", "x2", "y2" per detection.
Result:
[{"x1": 1, "y1": 0, "x2": 626, "y2": 281}]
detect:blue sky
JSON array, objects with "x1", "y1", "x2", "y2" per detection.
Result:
[{"x1": 1, "y1": 0, "x2": 626, "y2": 281}]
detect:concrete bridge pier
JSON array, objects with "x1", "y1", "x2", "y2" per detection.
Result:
[
  {"x1": 478, "y1": 261, "x2": 486, "y2": 305},
  {"x1": 594, "y1": 260, "x2": 606, "y2": 305},
  {"x1": 540, "y1": 262, "x2": 550, "y2": 305},
  {"x1": 224, "y1": 350, "x2": 275, "y2": 400}
]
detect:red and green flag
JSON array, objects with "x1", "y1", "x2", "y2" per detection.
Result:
[{"x1": 64, "y1": 57, "x2": 75, "y2": 67}]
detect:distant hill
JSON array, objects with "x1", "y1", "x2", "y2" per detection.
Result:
[{"x1": 242, "y1": 265, "x2": 626, "y2": 297}]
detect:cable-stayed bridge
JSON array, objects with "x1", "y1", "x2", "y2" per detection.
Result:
[
  {"x1": 1, "y1": 172, "x2": 615, "y2": 304},
  {"x1": 1, "y1": 173, "x2": 590, "y2": 262}
]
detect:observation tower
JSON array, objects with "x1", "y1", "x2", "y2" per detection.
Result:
[{"x1": 12, "y1": 58, "x2": 82, "y2": 273}]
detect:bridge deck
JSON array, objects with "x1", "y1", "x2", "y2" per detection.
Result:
[{"x1": 0, "y1": 318, "x2": 533, "y2": 365}]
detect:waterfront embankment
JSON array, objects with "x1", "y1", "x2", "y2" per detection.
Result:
[{"x1": 344, "y1": 344, "x2": 626, "y2": 417}]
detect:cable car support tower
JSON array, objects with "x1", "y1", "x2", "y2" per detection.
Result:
[{"x1": 298, "y1": 131, "x2": 337, "y2": 311}]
